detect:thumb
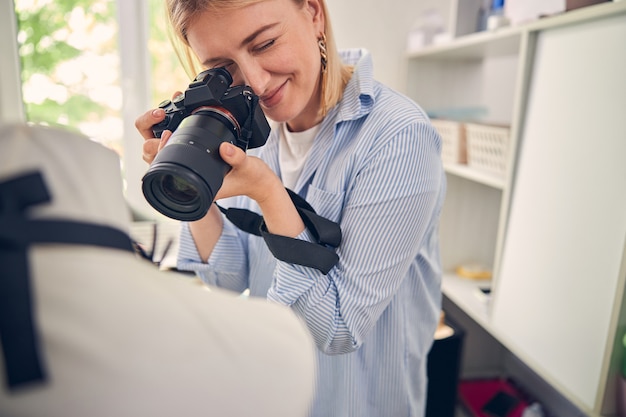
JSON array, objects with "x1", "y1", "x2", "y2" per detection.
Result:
[{"x1": 219, "y1": 142, "x2": 244, "y2": 165}]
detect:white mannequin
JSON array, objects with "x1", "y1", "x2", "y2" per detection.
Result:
[{"x1": 0, "y1": 123, "x2": 315, "y2": 417}]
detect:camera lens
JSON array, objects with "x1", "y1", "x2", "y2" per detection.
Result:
[
  {"x1": 161, "y1": 174, "x2": 198, "y2": 204},
  {"x1": 142, "y1": 110, "x2": 238, "y2": 221},
  {"x1": 143, "y1": 162, "x2": 209, "y2": 221}
]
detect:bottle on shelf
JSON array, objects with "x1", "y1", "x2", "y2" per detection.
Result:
[
  {"x1": 487, "y1": 0, "x2": 511, "y2": 30},
  {"x1": 476, "y1": 0, "x2": 491, "y2": 32}
]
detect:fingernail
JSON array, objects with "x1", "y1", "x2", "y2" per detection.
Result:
[
  {"x1": 223, "y1": 142, "x2": 235, "y2": 156},
  {"x1": 152, "y1": 108, "x2": 164, "y2": 118}
]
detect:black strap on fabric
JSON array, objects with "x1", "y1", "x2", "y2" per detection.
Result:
[
  {"x1": 0, "y1": 171, "x2": 134, "y2": 391},
  {"x1": 217, "y1": 188, "x2": 341, "y2": 274}
]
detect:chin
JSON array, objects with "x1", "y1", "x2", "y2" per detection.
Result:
[{"x1": 264, "y1": 109, "x2": 297, "y2": 125}]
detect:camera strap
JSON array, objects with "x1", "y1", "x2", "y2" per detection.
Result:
[
  {"x1": 0, "y1": 171, "x2": 135, "y2": 391},
  {"x1": 217, "y1": 189, "x2": 341, "y2": 274}
]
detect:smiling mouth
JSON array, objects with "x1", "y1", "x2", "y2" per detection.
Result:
[{"x1": 260, "y1": 81, "x2": 286, "y2": 108}]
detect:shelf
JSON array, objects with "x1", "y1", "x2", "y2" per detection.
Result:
[
  {"x1": 406, "y1": 1, "x2": 626, "y2": 62},
  {"x1": 406, "y1": 26, "x2": 522, "y2": 60},
  {"x1": 444, "y1": 163, "x2": 506, "y2": 189},
  {"x1": 523, "y1": 0, "x2": 626, "y2": 32},
  {"x1": 441, "y1": 273, "x2": 492, "y2": 329}
]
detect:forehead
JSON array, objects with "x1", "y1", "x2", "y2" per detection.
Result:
[{"x1": 186, "y1": 0, "x2": 299, "y2": 62}]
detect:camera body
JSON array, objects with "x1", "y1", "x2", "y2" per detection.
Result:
[
  {"x1": 151, "y1": 67, "x2": 269, "y2": 150},
  {"x1": 142, "y1": 67, "x2": 271, "y2": 221}
]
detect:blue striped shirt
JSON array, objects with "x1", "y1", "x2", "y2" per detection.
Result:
[{"x1": 178, "y1": 49, "x2": 446, "y2": 417}]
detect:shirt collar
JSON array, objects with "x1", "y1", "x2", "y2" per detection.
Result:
[{"x1": 333, "y1": 48, "x2": 376, "y2": 124}]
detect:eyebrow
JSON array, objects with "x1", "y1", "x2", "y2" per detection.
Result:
[{"x1": 202, "y1": 22, "x2": 279, "y2": 67}]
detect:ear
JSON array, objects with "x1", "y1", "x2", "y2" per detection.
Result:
[{"x1": 305, "y1": 0, "x2": 325, "y2": 34}]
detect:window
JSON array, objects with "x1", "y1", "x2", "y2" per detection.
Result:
[
  {"x1": 16, "y1": 0, "x2": 123, "y2": 150},
  {"x1": 6, "y1": 0, "x2": 189, "y2": 217}
]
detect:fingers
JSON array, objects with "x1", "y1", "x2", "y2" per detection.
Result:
[
  {"x1": 136, "y1": 90, "x2": 181, "y2": 140},
  {"x1": 136, "y1": 106, "x2": 171, "y2": 164},
  {"x1": 142, "y1": 130, "x2": 172, "y2": 164},
  {"x1": 135, "y1": 108, "x2": 165, "y2": 140},
  {"x1": 142, "y1": 139, "x2": 159, "y2": 164},
  {"x1": 158, "y1": 130, "x2": 172, "y2": 152}
]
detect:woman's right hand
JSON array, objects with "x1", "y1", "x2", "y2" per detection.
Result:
[
  {"x1": 134, "y1": 108, "x2": 173, "y2": 164},
  {"x1": 135, "y1": 92, "x2": 182, "y2": 164}
]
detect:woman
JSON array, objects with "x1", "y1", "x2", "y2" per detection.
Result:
[{"x1": 135, "y1": 0, "x2": 446, "y2": 416}]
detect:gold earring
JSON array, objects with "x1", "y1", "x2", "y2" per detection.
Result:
[{"x1": 318, "y1": 33, "x2": 327, "y2": 74}]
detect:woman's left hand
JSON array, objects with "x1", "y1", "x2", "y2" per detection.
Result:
[
  {"x1": 216, "y1": 142, "x2": 305, "y2": 238},
  {"x1": 214, "y1": 142, "x2": 283, "y2": 204}
]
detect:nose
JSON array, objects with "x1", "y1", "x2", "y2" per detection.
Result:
[{"x1": 236, "y1": 59, "x2": 270, "y2": 96}]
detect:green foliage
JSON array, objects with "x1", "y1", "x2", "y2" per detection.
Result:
[
  {"x1": 17, "y1": 0, "x2": 115, "y2": 75},
  {"x1": 25, "y1": 95, "x2": 106, "y2": 129},
  {"x1": 15, "y1": 0, "x2": 188, "y2": 146},
  {"x1": 15, "y1": 0, "x2": 116, "y2": 131}
]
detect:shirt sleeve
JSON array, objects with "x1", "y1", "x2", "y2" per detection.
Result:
[
  {"x1": 176, "y1": 217, "x2": 250, "y2": 293},
  {"x1": 267, "y1": 121, "x2": 445, "y2": 355}
]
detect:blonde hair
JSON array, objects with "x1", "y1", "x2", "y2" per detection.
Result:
[{"x1": 165, "y1": 0, "x2": 353, "y2": 117}]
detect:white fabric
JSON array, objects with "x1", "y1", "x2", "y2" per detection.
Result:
[
  {"x1": 0, "y1": 123, "x2": 315, "y2": 417},
  {"x1": 278, "y1": 122, "x2": 319, "y2": 190}
]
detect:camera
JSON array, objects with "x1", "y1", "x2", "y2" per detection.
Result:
[{"x1": 142, "y1": 67, "x2": 270, "y2": 221}]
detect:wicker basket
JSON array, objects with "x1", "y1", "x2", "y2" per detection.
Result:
[
  {"x1": 430, "y1": 119, "x2": 466, "y2": 165},
  {"x1": 465, "y1": 123, "x2": 510, "y2": 177}
]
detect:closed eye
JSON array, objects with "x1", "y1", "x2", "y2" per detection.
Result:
[
  {"x1": 254, "y1": 39, "x2": 275, "y2": 53},
  {"x1": 212, "y1": 62, "x2": 235, "y2": 72}
]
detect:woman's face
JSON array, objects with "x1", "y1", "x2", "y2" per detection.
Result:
[{"x1": 186, "y1": 0, "x2": 325, "y2": 132}]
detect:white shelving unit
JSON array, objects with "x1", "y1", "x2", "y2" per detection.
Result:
[
  {"x1": 443, "y1": 163, "x2": 506, "y2": 190},
  {"x1": 407, "y1": 3, "x2": 626, "y2": 416}
]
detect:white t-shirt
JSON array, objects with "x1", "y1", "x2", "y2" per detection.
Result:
[{"x1": 278, "y1": 122, "x2": 320, "y2": 190}]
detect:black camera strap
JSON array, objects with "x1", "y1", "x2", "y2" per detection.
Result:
[
  {"x1": 217, "y1": 189, "x2": 341, "y2": 274},
  {"x1": 0, "y1": 172, "x2": 135, "y2": 391}
]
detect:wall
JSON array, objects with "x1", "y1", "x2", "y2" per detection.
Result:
[{"x1": 327, "y1": 0, "x2": 451, "y2": 93}]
